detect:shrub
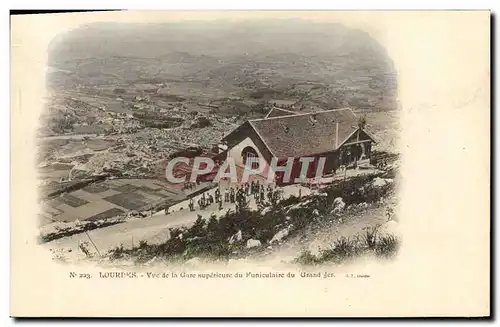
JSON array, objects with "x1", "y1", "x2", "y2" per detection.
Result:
[
  {"x1": 183, "y1": 238, "x2": 231, "y2": 260},
  {"x1": 319, "y1": 237, "x2": 361, "y2": 264},
  {"x1": 375, "y1": 235, "x2": 399, "y2": 259},
  {"x1": 288, "y1": 206, "x2": 315, "y2": 231},
  {"x1": 322, "y1": 173, "x2": 393, "y2": 207},
  {"x1": 294, "y1": 250, "x2": 319, "y2": 266},
  {"x1": 189, "y1": 215, "x2": 207, "y2": 238},
  {"x1": 161, "y1": 237, "x2": 186, "y2": 256},
  {"x1": 364, "y1": 183, "x2": 392, "y2": 203},
  {"x1": 169, "y1": 226, "x2": 187, "y2": 239},
  {"x1": 206, "y1": 216, "x2": 221, "y2": 240},
  {"x1": 294, "y1": 232, "x2": 400, "y2": 266},
  {"x1": 250, "y1": 209, "x2": 285, "y2": 243},
  {"x1": 363, "y1": 226, "x2": 378, "y2": 250},
  {"x1": 279, "y1": 195, "x2": 301, "y2": 207},
  {"x1": 108, "y1": 244, "x2": 125, "y2": 260}
]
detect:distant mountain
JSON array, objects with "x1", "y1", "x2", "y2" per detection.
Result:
[
  {"x1": 49, "y1": 20, "x2": 387, "y2": 60},
  {"x1": 47, "y1": 19, "x2": 398, "y2": 112}
]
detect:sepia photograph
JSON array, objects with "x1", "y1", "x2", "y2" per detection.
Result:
[
  {"x1": 10, "y1": 10, "x2": 491, "y2": 317},
  {"x1": 38, "y1": 17, "x2": 399, "y2": 267}
]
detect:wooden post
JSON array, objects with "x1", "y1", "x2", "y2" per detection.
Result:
[
  {"x1": 342, "y1": 164, "x2": 348, "y2": 192},
  {"x1": 85, "y1": 231, "x2": 101, "y2": 257}
]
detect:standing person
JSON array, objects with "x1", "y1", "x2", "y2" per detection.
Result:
[
  {"x1": 242, "y1": 187, "x2": 248, "y2": 203},
  {"x1": 208, "y1": 193, "x2": 214, "y2": 205},
  {"x1": 236, "y1": 187, "x2": 242, "y2": 204},
  {"x1": 224, "y1": 188, "x2": 229, "y2": 203},
  {"x1": 230, "y1": 187, "x2": 235, "y2": 203},
  {"x1": 260, "y1": 187, "x2": 265, "y2": 204},
  {"x1": 218, "y1": 199, "x2": 223, "y2": 210},
  {"x1": 273, "y1": 187, "x2": 278, "y2": 200},
  {"x1": 189, "y1": 198, "x2": 194, "y2": 211},
  {"x1": 215, "y1": 188, "x2": 220, "y2": 203},
  {"x1": 273, "y1": 190, "x2": 280, "y2": 205}
]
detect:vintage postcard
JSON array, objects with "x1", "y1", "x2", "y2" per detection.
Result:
[{"x1": 10, "y1": 10, "x2": 490, "y2": 317}]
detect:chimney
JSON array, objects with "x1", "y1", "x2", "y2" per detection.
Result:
[
  {"x1": 335, "y1": 122, "x2": 339, "y2": 149},
  {"x1": 309, "y1": 114, "x2": 318, "y2": 126}
]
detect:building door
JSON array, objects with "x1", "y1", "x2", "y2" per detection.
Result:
[
  {"x1": 242, "y1": 146, "x2": 259, "y2": 169},
  {"x1": 340, "y1": 146, "x2": 357, "y2": 166}
]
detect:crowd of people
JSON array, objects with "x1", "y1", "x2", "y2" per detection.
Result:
[{"x1": 187, "y1": 180, "x2": 285, "y2": 212}]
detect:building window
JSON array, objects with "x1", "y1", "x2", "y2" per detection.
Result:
[{"x1": 242, "y1": 146, "x2": 259, "y2": 169}]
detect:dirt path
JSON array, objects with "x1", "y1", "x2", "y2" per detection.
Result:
[{"x1": 254, "y1": 205, "x2": 389, "y2": 264}]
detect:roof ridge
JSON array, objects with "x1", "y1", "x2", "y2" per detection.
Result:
[
  {"x1": 264, "y1": 106, "x2": 301, "y2": 119},
  {"x1": 271, "y1": 106, "x2": 298, "y2": 114},
  {"x1": 250, "y1": 107, "x2": 354, "y2": 122}
]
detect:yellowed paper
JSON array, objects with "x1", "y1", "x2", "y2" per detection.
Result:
[{"x1": 10, "y1": 10, "x2": 490, "y2": 317}]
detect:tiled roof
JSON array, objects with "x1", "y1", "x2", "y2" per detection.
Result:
[{"x1": 249, "y1": 108, "x2": 361, "y2": 158}]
